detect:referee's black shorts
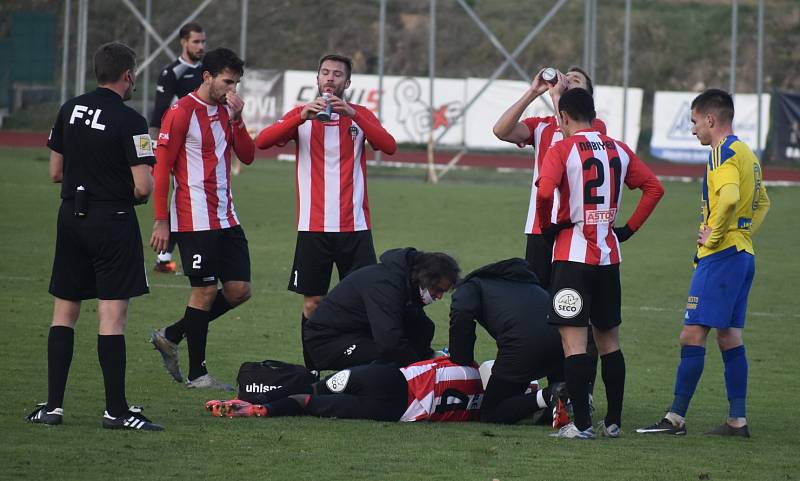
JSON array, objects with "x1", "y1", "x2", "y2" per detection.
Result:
[
  {"x1": 307, "y1": 363, "x2": 408, "y2": 421},
  {"x1": 288, "y1": 230, "x2": 376, "y2": 296},
  {"x1": 548, "y1": 261, "x2": 621, "y2": 330},
  {"x1": 49, "y1": 200, "x2": 148, "y2": 301}
]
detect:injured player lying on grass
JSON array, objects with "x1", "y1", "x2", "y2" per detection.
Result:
[{"x1": 206, "y1": 357, "x2": 570, "y2": 425}]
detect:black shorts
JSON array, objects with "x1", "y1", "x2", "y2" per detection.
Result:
[
  {"x1": 525, "y1": 234, "x2": 554, "y2": 288},
  {"x1": 548, "y1": 261, "x2": 621, "y2": 329},
  {"x1": 288, "y1": 231, "x2": 376, "y2": 296},
  {"x1": 307, "y1": 363, "x2": 408, "y2": 421},
  {"x1": 49, "y1": 200, "x2": 148, "y2": 301},
  {"x1": 173, "y1": 225, "x2": 250, "y2": 287}
]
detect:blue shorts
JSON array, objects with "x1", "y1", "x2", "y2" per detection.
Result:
[{"x1": 684, "y1": 247, "x2": 755, "y2": 329}]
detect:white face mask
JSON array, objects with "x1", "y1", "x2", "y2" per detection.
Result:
[{"x1": 419, "y1": 286, "x2": 435, "y2": 306}]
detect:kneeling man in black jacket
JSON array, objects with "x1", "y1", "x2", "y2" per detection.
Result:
[
  {"x1": 448, "y1": 258, "x2": 566, "y2": 425},
  {"x1": 303, "y1": 248, "x2": 459, "y2": 371}
]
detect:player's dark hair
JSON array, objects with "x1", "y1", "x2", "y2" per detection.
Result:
[
  {"x1": 318, "y1": 54, "x2": 352, "y2": 80},
  {"x1": 94, "y1": 42, "x2": 136, "y2": 84},
  {"x1": 179, "y1": 22, "x2": 204, "y2": 40},
  {"x1": 558, "y1": 88, "x2": 596, "y2": 123},
  {"x1": 202, "y1": 48, "x2": 244, "y2": 77},
  {"x1": 411, "y1": 252, "x2": 460, "y2": 291},
  {"x1": 568, "y1": 66, "x2": 594, "y2": 96},
  {"x1": 691, "y1": 88, "x2": 734, "y2": 124}
]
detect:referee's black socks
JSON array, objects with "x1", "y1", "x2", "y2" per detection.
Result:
[
  {"x1": 98, "y1": 334, "x2": 128, "y2": 417},
  {"x1": 184, "y1": 306, "x2": 211, "y2": 380},
  {"x1": 601, "y1": 349, "x2": 625, "y2": 428},
  {"x1": 47, "y1": 326, "x2": 74, "y2": 411},
  {"x1": 564, "y1": 353, "x2": 593, "y2": 431}
]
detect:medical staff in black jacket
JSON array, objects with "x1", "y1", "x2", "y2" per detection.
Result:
[
  {"x1": 303, "y1": 248, "x2": 459, "y2": 371},
  {"x1": 448, "y1": 258, "x2": 566, "y2": 424}
]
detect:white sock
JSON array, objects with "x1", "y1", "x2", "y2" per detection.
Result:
[
  {"x1": 665, "y1": 411, "x2": 685, "y2": 426},
  {"x1": 536, "y1": 389, "x2": 547, "y2": 409},
  {"x1": 157, "y1": 251, "x2": 172, "y2": 262},
  {"x1": 728, "y1": 417, "x2": 747, "y2": 427}
]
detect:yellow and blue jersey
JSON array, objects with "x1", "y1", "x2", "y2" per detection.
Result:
[{"x1": 698, "y1": 135, "x2": 767, "y2": 259}]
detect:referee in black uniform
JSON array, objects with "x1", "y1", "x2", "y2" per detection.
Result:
[
  {"x1": 26, "y1": 42, "x2": 163, "y2": 431},
  {"x1": 149, "y1": 22, "x2": 205, "y2": 273}
]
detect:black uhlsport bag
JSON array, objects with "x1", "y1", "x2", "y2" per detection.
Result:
[{"x1": 236, "y1": 360, "x2": 318, "y2": 403}]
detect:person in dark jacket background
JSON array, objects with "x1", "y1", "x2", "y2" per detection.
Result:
[
  {"x1": 303, "y1": 248, "x2": 460, "y2": 371},
  {"x1": 448, "y1": 258, "x2": 565, "y2": 424}
]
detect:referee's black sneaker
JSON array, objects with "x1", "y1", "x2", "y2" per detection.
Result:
[
  {"x1": 26, "y1": 403, "x2": 63, "y2": 425},
  {"x1": 102, "y1": 406, "x2": 164, "y2": 431}
]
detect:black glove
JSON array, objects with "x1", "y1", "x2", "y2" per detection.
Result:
[
  {"x1": 542, "y1": 222, "x2": 573, "y2": 244},
  {"x1": 613, "y1": 224, "x2": 635, "y2": 243}
]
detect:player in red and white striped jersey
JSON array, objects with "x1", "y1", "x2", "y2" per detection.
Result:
[
  {"x1": 493, "y1": 66, "x2": 603, "y2": 288},
  {"x1": 536, "y1": 88, "x2": 664, "y2": 438},
  {"x1": 535, "y1": 105, "x2": 663, "y2": 266},
  {"x1": 399, "y1": 357, "x2": 483, "y2": 422},
  {"x1": 494, "y1": 67, "x2": 605, "y2": 411},
  {"x1": 255, "y1": 54, "x2": 397, "y2": 370},
  {"x1": 206, "y1": 357, "x2": 484, "y2": 423},
  {"x1": 148, "y1": 48, "x2": 256, "y2": 390}
]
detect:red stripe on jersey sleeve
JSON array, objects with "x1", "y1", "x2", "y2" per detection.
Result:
[
  {"x1": 255, "y1": 107, "x2": 302, "y2": 149},
  {"x1": 309, "y1": 120, "x2": 326, "y2": 232},
  {"x1": 520, "y1": 117, "x2": 548, "y2": 147},
  {"x1": 339, "y1": 116, "x2": 355, "y2": 231},
  {"x1": 154, "y1": 104, "x2": 189, "y2": 222},
  {"x1": 619, "y1": 142, "x2": 664, "y2": 232},
  {"x1": 352, "y1": 106, "x2": 397, "y2": 154},
  {"x1": 231, "y1": 119, "x2": 255, "y2": 164}
]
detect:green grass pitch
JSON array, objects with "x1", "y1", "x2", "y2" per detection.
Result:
[{"x1": 0, "y1": 146, "x2": 797, "y2": 480}]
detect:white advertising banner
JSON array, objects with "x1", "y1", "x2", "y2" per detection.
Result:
[
  {"x1": 463, "y1": 78, "x2": 555, "y2": 151},
  {"x1": 651, "y1": 91, "x2": 770, "y2": 163},
  {"x1": 463, "y1": 79, "x2": 643, "y2": 151},
  {"x1": 594, "y1": 85, "x2": 643, "y2": 151},
  {"x1": 240, "y1": 69, "x2": 283, "y2": 137},
  {"x1": 247, "y1": 70, "x2": 643, "y2": 152},
  {"x1": 282, "y1": 70, "x2": 467, "y2": 145}
]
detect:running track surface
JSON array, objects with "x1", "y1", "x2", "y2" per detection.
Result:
[{"x1": 4, "y1": 131, "x2": 798, "y2": 182}]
